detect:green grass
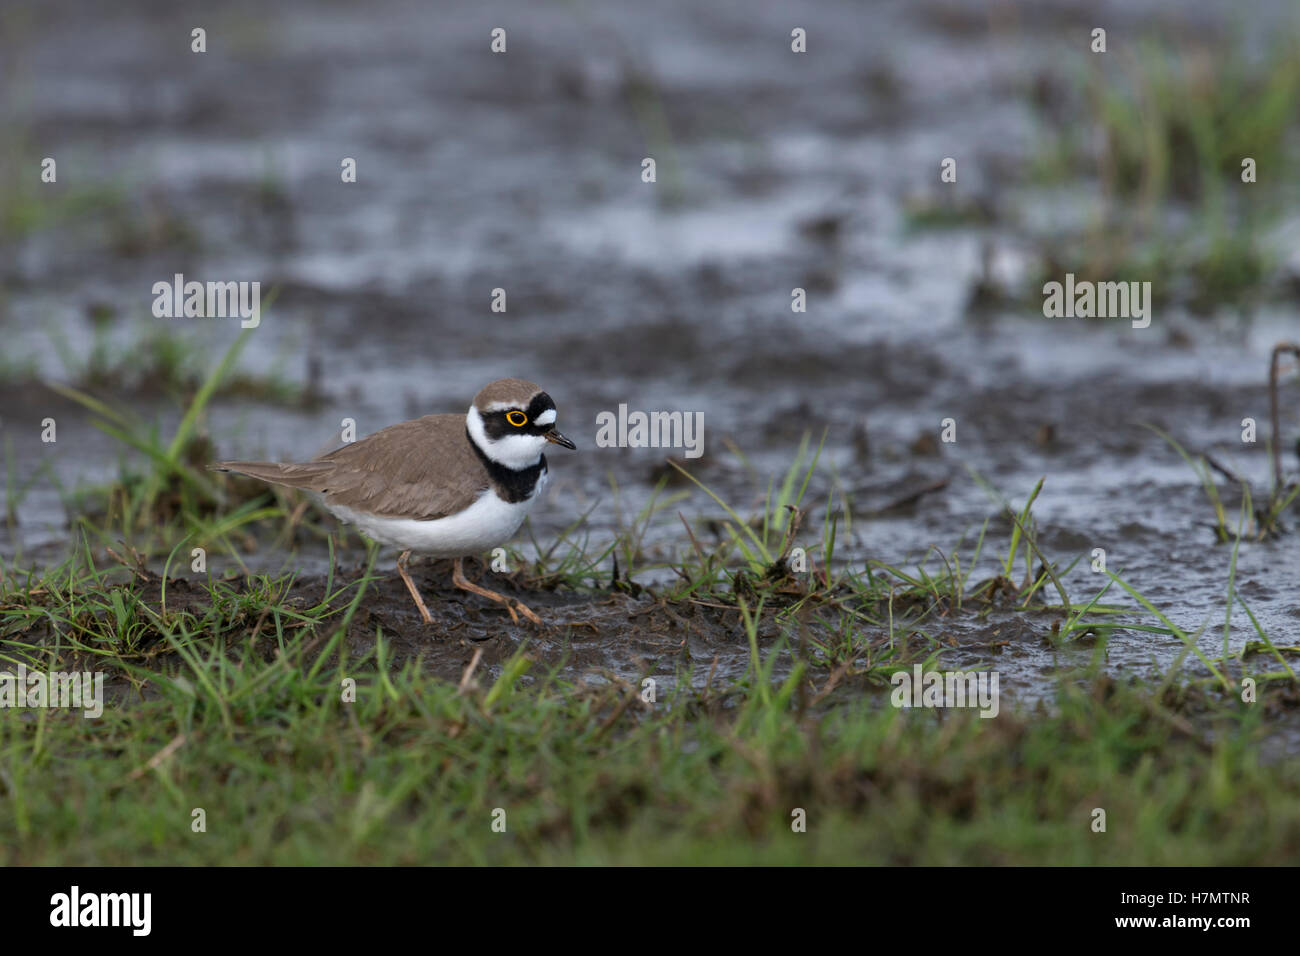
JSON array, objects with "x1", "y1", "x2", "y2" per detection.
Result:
[
  {"x1": 0, "y1": 296, "x2": 335, "y2": 567},
  {"x1": 4, "y1": 431, "x2": 1298, "y2": 864},
  {"x1": 2, "y1": 574, "x2": 1297, "y2": 864},
  {"x1": 32, "y1": 312, "x2": 309, "y2": 406},
  {"x1": 1031, "y1": 36, "x2": 1300, "y2": 207},
  {"x1": 1143, "y1": 423, "x2": 1300, "y2": 543},
  {"x1": 1023, "y1": 34, "x2": 1300, "y2": 314}
]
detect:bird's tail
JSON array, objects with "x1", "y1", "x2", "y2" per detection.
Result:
[{"x1": 209, "y1": 460, "x2": 332, "y2": 491}]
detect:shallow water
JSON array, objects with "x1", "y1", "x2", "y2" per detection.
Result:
[{"x1": 2, "y1": 0, "x2": 1298, "y2": 706}]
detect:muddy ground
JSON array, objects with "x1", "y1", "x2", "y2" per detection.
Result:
[{"x1": 167, "y1": 559, "x2": 768, "y2": 689}]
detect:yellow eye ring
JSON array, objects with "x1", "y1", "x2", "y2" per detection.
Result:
[{"x1": 506, "y1": 410, "x2": 528, "y2": 427}]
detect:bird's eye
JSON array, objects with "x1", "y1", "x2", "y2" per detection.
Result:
[{"x1": 506, "y1": 410, "x2": 528, "y2": 427}]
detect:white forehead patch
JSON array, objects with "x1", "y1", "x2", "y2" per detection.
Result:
[
  {"x1": 534, "y1": 409, "x2": 556, "y2": 426},
  {"x1": 483, "y1": 398, "x2": 538, "y2": 413}
]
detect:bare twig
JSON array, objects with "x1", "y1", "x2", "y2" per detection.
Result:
[
  {"x1": 776, "y1": 505, "x2": 804, "y2": 563},
  {"x1": 105, "y1": 544, "x2": 152, "y2": 582},
  {"x1": 677, "y1": 511, "x2": 708, "y2": 567},
  {"x1": 593, "y1": 687, "x2": 637, "y2": 739},
  {"x1": 1269, "y1": 342, "x2": 1300, "y2": 495},
  {"x1": 863, "y1": 478, "x2": 951, "y2": 517},
  {"x1": 1202, "y1": 451, "x2": 1247, "y2": 489},
  {"x1": 457, "y1": 647, "x2": 484, "y2": 695},
  {"x1": 126, "y1": 732, "x2": 187, "y2": 782}
]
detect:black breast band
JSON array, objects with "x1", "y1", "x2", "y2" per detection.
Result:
[{"x1": 466, "y1": 428, "x2": 547, "y2": 503}]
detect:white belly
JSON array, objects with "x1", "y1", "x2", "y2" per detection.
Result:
[{"x1": 327, "y1": 488, "x2": 539, "y2": 557}]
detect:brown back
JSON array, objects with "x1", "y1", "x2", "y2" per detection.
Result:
[{"x1": 215, "y1": 413, "x2": 488, "y2": 519}]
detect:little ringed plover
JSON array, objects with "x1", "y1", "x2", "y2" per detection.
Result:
[{"x1": 212, "y1": 378, "x2": 575, "y2": 627}]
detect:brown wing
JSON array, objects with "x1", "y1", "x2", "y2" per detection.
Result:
[{"x1": 214, "y1": 413, "x2": 489, "y2": 520}]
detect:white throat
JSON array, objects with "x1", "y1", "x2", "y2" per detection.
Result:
[{"x1": 466, "y1": 406, "x2": 548, "y2": 470}]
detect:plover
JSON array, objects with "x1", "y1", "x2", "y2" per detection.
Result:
[{"x1": 213, "y1": 378, "x2": 575, "y2": 627}]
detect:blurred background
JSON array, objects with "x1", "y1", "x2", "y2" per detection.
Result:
[{"x1": 1, "y1": 0, "x2": 1298, "y2": 674}]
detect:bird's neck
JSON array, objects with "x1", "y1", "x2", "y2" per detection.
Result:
[{"x1": 465, "y1": 425, "x2": 547, "y2": 503}]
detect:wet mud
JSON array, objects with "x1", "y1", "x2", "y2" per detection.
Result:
[{"x1": 2, "y1": 0, "x2": 1299, "y2": 713}]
